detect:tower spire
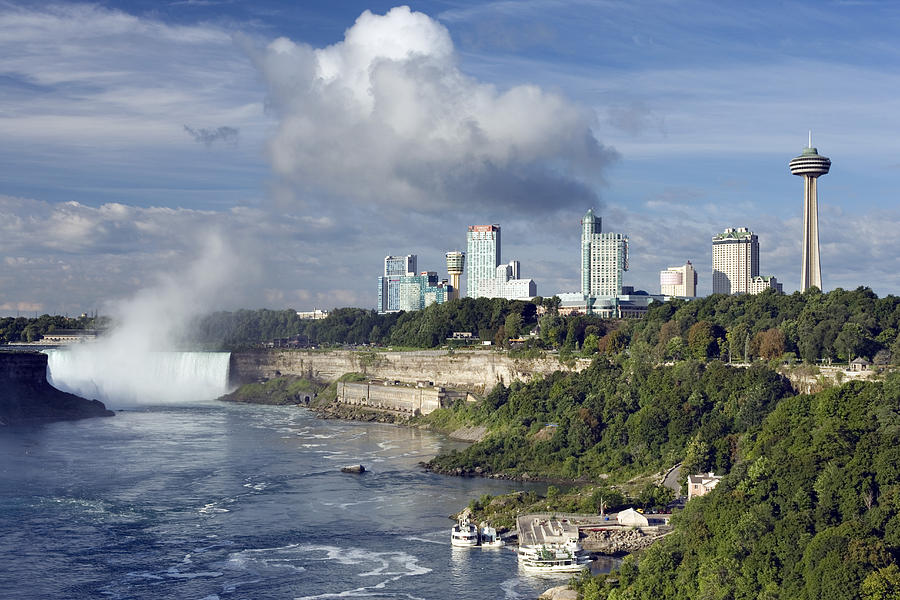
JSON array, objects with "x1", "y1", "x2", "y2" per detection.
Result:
[{"x1": 790, "y1": 137, "x2": 831, "y2": 292}]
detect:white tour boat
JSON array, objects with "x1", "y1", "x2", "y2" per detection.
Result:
[
  {"x1": 517, "y1": 539, "x2": 592, "y2": 573},
  {"x1": 479, "y1": 524, "x2": 504, "y2": 548},
  {"x1": 450, "y1": 516, "x2": 479, "y2": 547}
]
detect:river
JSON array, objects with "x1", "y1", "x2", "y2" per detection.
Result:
[{"x1": 0, "y1": 402, "x2": 617, "y2": 599}]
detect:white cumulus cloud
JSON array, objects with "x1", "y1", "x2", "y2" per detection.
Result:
[{"x1": 253, "y1": 5, "x2": 616, "y2": 214}]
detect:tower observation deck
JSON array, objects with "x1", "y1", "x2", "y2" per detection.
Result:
[
  {"x1": 446, "y1": 251, "x2": 465, "y2": 299},
  {"x1": 789, "y1": 138, "x2": 830, "y2": 292}
]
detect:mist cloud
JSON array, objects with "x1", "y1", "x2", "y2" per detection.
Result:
[{"x1": 253, "y1": 6, "x2": 616, "y2": 213}]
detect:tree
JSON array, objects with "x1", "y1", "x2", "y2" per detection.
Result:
[
  {"x1": 582, "y1": 333, "x2": 600, "y2": 355},
  {"x1": 836, "y1": 322, "x2": 866, "y2": 362},
  {"x1": 687, "y1": 321, "x2": 718, "y2": 359},
  {"x1": 504, "y1": 312, "x2": 522, "y2": 339},
  {"x1": 758, "y1": 328, "x2": 786, "y2": 360}
]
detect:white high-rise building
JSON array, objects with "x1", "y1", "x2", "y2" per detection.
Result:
[
  {"x1": 581, "y1": 209, "x2": 628, "y2": 298},
  {"x1": 660, "y1": 261, "x2": 697, "y2": 297},
  {"x1": 478, "y1": 261, "x2": 537, "y2": 300},
  {"x1": 712, "y1": 227, "x2": 759, "y2": 295},
  {"x1": 466, "y1": 225, "x2": 500, "y2": 298}
]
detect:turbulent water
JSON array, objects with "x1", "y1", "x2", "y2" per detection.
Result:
[
  {"x1": 0, "y1": 402, "x2": 618, "y2": 599},
  {"x1": 44, "y1": 350, "x2": 232, "y2": 406}
]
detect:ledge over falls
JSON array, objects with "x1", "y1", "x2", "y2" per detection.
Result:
[{"x1": 0, "y1": 351, "x2": 114, "y2": 425}]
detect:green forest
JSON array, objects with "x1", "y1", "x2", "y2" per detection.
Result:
[
  {"x1": 575, "y1": 375, "x2": 900, "y2": 600},
  {"x1": 423, "y1": 358, "x2": 793, "y2": 482}
]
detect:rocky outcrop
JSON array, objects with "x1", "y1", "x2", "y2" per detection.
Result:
[
  {"x1": 538, "y1": 586, "x2": 577, "y2": 600},
  {"x1": 0, "y1": 351, "x2": 113, "y2": 425},
  {"x1": 447, "y1": 425, "x2": 488, "y2": 442},
  {"x1": 581, "y1": 527, "x2": 670, "y2": 555}
]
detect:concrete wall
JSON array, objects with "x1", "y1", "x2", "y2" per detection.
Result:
[
  {"x1": 231, "y1": 349, "x2": 589, "y2": 392},
  {"x1": 336, "y1": 381, "x2": 447, "y2": 415}
]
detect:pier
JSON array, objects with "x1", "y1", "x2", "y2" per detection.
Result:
[{"x1": 515, "y1": 512, "x2": 673, "y2": 554}]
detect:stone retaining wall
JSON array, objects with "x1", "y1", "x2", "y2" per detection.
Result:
[{"x1": 336, "y1": 381, "x2": 449, "y2": 415}]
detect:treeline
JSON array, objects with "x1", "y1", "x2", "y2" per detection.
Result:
[
  {"x1": 627, "y1": 286, "x2": 900, "y2": 364},
  {"x1": 0, "y1": 314, "x2": 101, "y2": 344},
  {"x1": 189, "y1": 297, "x2": 612, "y2": 350},
  {"x1": 192, "y1": 286, "x2": 900, "y2": 363},
  {"x1": 577, "y1": 374, "x2": 900, "y2": 600},
  {"x1": 424, "y1": 357, "x2": 793, "y2": 481}
]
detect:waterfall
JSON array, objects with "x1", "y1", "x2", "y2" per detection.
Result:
[{"x1": 44, "y1": 349, "x2": 232, "y2": 407}]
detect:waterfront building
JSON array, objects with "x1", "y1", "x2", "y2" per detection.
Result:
[
  {"x1": 789, "y1": 135, "x2": 830, "y2": 292},
  {"x1": 445, "y1": 251, "x2": 465, "y2": 301},
  {"x1": 466, "y1": 225, "x2": 500, "y2": 298},
  {"x1": 378, "y1": 254, "x2": 418, "y2": 313},
  {"x1": 659, "y1": 261, "x2": 697, "y2": 297},
  {"x1": 580, "y1": 208, "x2": 629, "y2": 298},
  {"x1": 687, "y1": 472, "x2": 723, "y2": 501}
]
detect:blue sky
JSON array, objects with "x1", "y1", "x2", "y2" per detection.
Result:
[{"x1": 1, "y1": 1, "x2": 899, "y2": 315}]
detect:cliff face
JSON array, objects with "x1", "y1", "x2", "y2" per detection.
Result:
[
  {"x1": 230, "y1": 349, "x2": 590, "y2": 392},
  {"x1": 0, "y1": 352, "x2": 114, "y2": 425}
]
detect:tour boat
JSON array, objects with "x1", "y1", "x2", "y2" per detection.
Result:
[
  {"x1": 450, "y1": 516, "x2": 479, "y2": 547},
  {"x1": 517, "y1": 539, "x2": 591, "y2": 573},
  {"x1": 479, "y1": 524, "x2": 504, "y2": 548}
]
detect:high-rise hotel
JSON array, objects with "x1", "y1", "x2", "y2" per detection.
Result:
[
  {"x1": 712, "y1": 227, "x2": 758, "y2": 295},
  {"x1": 581, "y1": 208, "x2": 628, "y2": 297},
  {"x1": 712, "y1": 227, "x2": 781, "y2": 295},
  {"x1": 466, "y1": 225, "x2": 501, "y2": 298}
]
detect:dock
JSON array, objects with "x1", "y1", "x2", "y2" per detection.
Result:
[
  {"x1": 516, "y1": 512, "x2": 671, "y2": 543},
  {"x1": 517, "y1": 515, "x2": 581, "y2": 547}
]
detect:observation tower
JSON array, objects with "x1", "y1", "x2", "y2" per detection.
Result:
[
  {"x1": 445, "y1": 251, "x2": 465, "y2": 300},
  {"x1": 789, "y1": 133, "x2": 830, "y2": 292}
]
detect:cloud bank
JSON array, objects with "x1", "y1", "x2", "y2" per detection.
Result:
[{"x1": 253, "y1": 6, "x2": 616, "y2": 213}]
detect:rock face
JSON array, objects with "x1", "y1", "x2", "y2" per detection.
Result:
[
  {"x1": 230, "y1": 349, "x2": 590, "y2": 393},
  {"x1": 538, "y1": 586, "x2": 578, "y2": 600},
  {"x1": 0, "y1": 351, "x2": 114, "y2": 425},
  {"x1": 581, "y1": 527, "x2": 669, "y2": 555}
]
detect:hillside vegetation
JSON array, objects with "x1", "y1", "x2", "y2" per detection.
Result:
[
  {"x1": 576, "y1": 375, "x2": 900, "y2": 600},
  {"x1": 422, "y1": 357, "x2": 793, "y2": 483}
]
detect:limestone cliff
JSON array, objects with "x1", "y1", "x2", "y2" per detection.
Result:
[
  {"x1": 230, "y1": 349, "x2": 589, "y2": 392},
  {"x1": 0, "y1": 351, "x2": 114, "y2": 425}
]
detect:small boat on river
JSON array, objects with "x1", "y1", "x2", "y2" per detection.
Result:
[
  {"x1": 479, "y1": 523, "x2": 504, "y2": 548},
  {"x1": 450, "y1": 515, "x2": 479, "y2": 547}
]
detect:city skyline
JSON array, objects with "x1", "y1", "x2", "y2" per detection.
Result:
[{"x1": 2, "y1": 2, "x2": 900, "y2": 315}]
